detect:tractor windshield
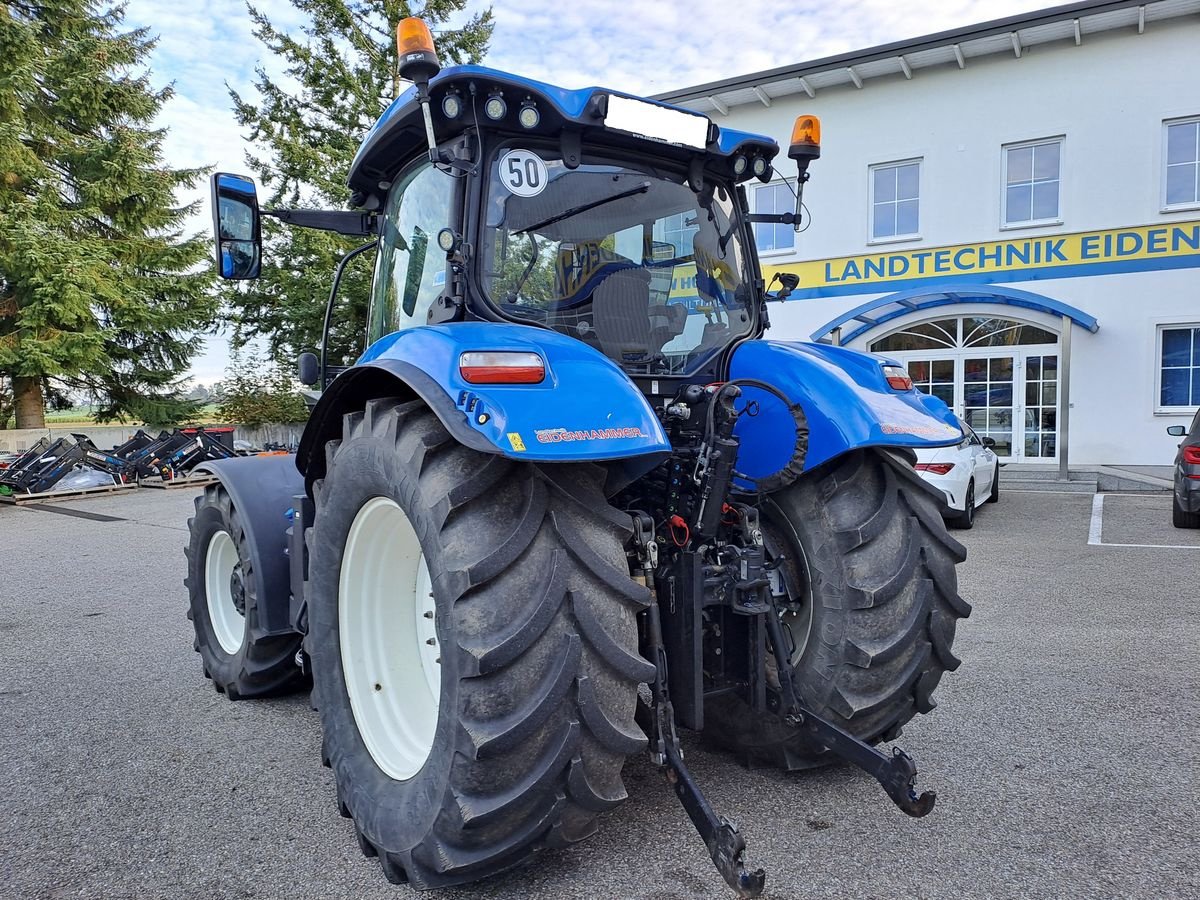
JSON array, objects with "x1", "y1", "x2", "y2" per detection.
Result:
[{"x1": 480, "y1": 147, "x2": 754, "y2": 374}]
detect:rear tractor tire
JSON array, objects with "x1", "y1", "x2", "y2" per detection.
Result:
[
  {"x1": 305, "y1": 398, "x2": 653, "y2": 889},
  {"x1": 704, "y1": 448, "x2": 971, "y2": 770},
  {"x1": 185, "y1": 484, "x2": 307, "y2": 699}
]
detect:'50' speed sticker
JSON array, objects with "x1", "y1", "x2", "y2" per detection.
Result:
[{"x1": 499, "y1": 149, "x2": 548, "y2": 197}]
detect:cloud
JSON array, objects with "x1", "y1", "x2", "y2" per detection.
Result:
[{"x1": 122, "y1": 0, "x2": 1051, "y2": 383}]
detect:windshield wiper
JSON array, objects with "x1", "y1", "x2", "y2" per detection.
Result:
[{"x1": 516, "y1": 181, "x2": 651, "y2": 235}]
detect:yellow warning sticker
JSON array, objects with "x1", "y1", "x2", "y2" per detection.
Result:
[{"x1": 507, "y1": 432, "x2": 526, "y2": 452}]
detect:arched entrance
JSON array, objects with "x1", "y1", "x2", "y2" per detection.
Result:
[
  {"x1": 868, "y1": 315, "x2": 1059, "y2": 461},
  {"x1": 809, "y1": 286, "x2": 1099, "y2": 465}
]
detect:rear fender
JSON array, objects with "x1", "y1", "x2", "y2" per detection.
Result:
[
  {"x1": 193, "y1": 455, "x2": 304, "y2": 637},
  {"x1": 730, "y1": 340, "x2": 962, "y2": 482},
  {"x1": 297, "y1": 322, "x2": 671, "y2": 493}
]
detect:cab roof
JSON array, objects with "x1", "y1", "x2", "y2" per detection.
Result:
[{"x1": 347, "y1": 65, "x2": 780, "y2": 210}]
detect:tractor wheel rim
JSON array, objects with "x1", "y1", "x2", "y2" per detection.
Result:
[
  {"x1": 339, "y1": 496, "x2": 440, "y2": 781},
  {"x1": 205, "y1": 530, "x2": 245, "y2": 654},
  {"x1": 781, "y1": 538, "x2": 814, "y2": 666}
]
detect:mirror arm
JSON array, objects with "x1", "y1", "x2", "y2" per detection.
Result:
[
  {"x1": 320, "y1": 240, "x2": 379, "y2": 391},
  {"x1": 747, "y1": 212, "x2": 799, "y2": 225},
  {"x1": 263, "y1": 208, "x2": 379, "y2": 236}
]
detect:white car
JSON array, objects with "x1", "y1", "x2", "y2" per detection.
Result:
[{"x1": 913, "y1": 420, "x2": 999, "y2": 529}]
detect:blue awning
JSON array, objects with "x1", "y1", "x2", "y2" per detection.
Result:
[{"x1": 810, "y1": 284, "x2": 1100, "y2": 344}]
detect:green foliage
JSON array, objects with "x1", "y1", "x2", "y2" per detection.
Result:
[
  {"x1": 225, "y1": 0, "x2": 493, "y2": 364},
  {"x1": 218, "y1": 349, "x2": 308, "y2": 427},
  {"x1": 0, "y1": 0, "x2": 218, "y2": 428}
]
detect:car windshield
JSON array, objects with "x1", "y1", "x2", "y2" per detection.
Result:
[{"x1": 480, "y1": 147, "x2": 754, "y2": 374}]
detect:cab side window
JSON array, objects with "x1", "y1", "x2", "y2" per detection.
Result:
[{"x1": 369, "y1": 161, "x2": 454, "y2": 343}]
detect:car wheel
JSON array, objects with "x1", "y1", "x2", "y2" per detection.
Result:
[
  {"x1": 1173, "y1": 495, "x2": 1200, "y2": 528},
  {"x1": 950, "y1": 480, "x2": 975, "y2": 530},
  {"x1": 986, "y1": 463, "x2": 1000, "y2": 503}
]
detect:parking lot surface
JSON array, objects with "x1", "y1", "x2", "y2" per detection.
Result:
[{"x1": 1, "y1": 487, "x2": 1197, "y2": 899}]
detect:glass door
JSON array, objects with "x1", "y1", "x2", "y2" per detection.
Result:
[
  {"x1": 962, "y1": 355, "x2": 1015, "y2": 459},
  {"x1": 1022, "y1": 353, "x2": 1058, "y2": 459}
]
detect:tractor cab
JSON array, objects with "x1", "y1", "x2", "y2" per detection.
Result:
[{"x1": 350, "y1": 66, "x2": 792, "y2": 384}]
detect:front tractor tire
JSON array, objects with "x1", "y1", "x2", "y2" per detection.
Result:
[
  {"x1": 705, "y1": 448, "x2": 971, "y2": 769},
  {"x1": 185, "y1": 485, "x2": 307, "y2": 699},
  {"x1": 305, "y1": 399, "x2": 653, "y2": 889}
]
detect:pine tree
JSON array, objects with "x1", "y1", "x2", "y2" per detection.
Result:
[
  {"x1": 0, "y1": 0, "x2": 217, "y2": 429},
  {"x1": 226, "y1": 0, "x2": 492, "y2": 365}
]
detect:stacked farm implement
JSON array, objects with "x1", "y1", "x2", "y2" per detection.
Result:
[{"x1": 0, "y1": 428, "x2": 241, "y2": 501}]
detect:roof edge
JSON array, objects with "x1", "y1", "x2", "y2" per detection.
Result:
[{"x1": 653, "y1": 0, "x2": 1147, "y2": 104}]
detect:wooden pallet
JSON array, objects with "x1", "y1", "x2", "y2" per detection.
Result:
[
  {"x1": 0, "y1": 480, "x2": 137, "y2": 505},
  {"x1": 139, "y1": 473, "x2": 220, "y2": 490}
]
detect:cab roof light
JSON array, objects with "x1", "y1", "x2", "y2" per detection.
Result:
[
  {"x1": 882, "y1": 364, "x2": 913, "y2": 391},
  {"x1": 788, "y1": 114, "x2": 821, "y2": 162},
  {"x1": 397, "y1": 17, "x2": 437, "y2": 57},
  {"x1": 459, "y1": 351, "x2": 545, "y2": 384}
]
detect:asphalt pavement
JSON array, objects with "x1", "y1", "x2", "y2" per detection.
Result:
[{"x1": 1, "y1": 485, "x2": 1197, "y2": 899}]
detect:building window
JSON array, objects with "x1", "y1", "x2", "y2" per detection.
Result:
[
  {"x1": 1159, "y1": 325, "x2": 1200, "y2": 409},
  {"x1": 869, "y1": 160, "x2": 920, "y2": 241},
  {"x1": 655, "y1": 212, "x2": 698, "y2": 258},
  {"x1": 1003, "y1": 138, "x2": 1061, "y2": 226},
  {"x1": 753, "y1": 182, "x2": 794, "y2": 254},
  {"x1": 1165, "y1": 118, "x2": 1200, "y2": 208}
]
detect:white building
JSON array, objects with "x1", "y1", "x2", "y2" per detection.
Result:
[{"x1": 658, "y1": 0, "x2": 1200, "y2": 467}]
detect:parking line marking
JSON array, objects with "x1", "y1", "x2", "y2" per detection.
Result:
[
  {"x1": 1088, "y1": 494, "x2": 1105, "y2": 545},
  {"x1": 1086, "y1": 492, "x2": 1200, "y2": 550},
  {"x1": 1095, "y1": 542, "x2": 1200, "y2": 550}
]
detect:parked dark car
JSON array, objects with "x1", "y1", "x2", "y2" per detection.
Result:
[{"x1": 1167, "y1": 410, "x2": 1200, "y2": 528}]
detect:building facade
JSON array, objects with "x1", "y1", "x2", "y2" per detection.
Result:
[{"x1": 658, "y1": 0, "x2": 1200, "y2": 466}]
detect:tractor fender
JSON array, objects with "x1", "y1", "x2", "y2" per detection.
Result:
[
  {"x1": 729, "y1": 339, "x2": 963, "y2": 482},
  {"x1": 296, "y1": 322, "x2": 671, "y2": 492},
  {"x1": 193, "y1": 454, "x2": 303, "y2": 637}
]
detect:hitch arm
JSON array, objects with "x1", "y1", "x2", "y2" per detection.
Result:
[
  {"x1": 761, "y1": 605, "x2": 936, "y2": 818},
  {"x1": 662, "y1": 738, "x2": 766, "y2": 898},
  {"x1": 790, "y1": 708, "x2": 936, "y2": 818}
]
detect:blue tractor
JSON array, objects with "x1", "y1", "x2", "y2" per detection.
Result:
[{"x1": 189, "y1": 18, "x2": 970, "y2": 897}]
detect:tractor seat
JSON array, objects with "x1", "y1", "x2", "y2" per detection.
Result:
[{"x1": 592, "y1": 269, "x2": 687, "y2": 364}]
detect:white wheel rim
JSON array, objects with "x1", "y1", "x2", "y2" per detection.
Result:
[
  {"x1": 205, "y1": 530, "x2": 245, "y2": 654},
  {"x1": 339, "y1": 496, "x2": 440, "y2": 781}
]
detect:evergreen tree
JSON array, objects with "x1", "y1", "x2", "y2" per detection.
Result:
[
  {"x1": 0, "y1": 0, "x2": 217, "y2": 429},
  {"x1": 226, "y1": 0, "x2": 492, "y2": 365}
]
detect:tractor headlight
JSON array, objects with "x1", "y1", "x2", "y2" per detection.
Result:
[
  {"x1": 732, "y1": 155, "x2": 748, "y2": 176},
  {"x1": 441, "y1": 92, "x2": 462, "y2": 119},
  {"x1": 518, "y1": 102, "x2": 540, "y2": 129},
  {"x1": 485, "y1": 94, "x2": 507, "y2": 120}
]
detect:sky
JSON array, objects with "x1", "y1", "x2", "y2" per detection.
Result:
[{"x1": 119, "y1": 0, "x2": 1053, "y2": 384}]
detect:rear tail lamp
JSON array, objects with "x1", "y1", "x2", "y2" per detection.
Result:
[
  {"x1": 882, "y1": 364, "x2": 914, "y2": 391},
  {"x1": 1183, "y1": 446, "x2": 1200, "y2": 465},
  {"x1": 459, "y1": 351, "x2": 545, "y2": 384},
  {"x1": 914, "y1": 462, "x2": 956, "y2": 475}
]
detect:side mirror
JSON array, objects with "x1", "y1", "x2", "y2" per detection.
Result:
[
  {"x1": 981, "y1": 436, "x2": 997, "y2": 449},
  {"x1": 210, "y1": 173, "x2": 262, "y2": 279},
  {"x1": 769, "y1": 272, "x2": 800, "y2": 302},
  {"x1": 297, "y1": 352, "x2": 319, "y2": 387},
  {"x1": 1166, "y1": 425, "x2": 1187, "y2": 436}
]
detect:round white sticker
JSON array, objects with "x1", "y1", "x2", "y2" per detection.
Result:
[{"x1": 499, "y1": 149, "x2": 548, "y2": 198}]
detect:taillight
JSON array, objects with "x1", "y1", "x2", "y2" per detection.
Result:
[
  {"x1": 459, "y1": 351, "x2": 545, "y2": 384},
  {"x1": 914, "y1": 462, "x2": 955, "y2": 475},
  {"x1": 1183, "y1": 446, "x2": 1200, "y2": 465},
  {"x1": 882, "y1": 364, "x2": 913, "y2": 391}
]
